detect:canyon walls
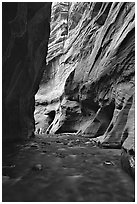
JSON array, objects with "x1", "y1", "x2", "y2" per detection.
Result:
[
  {"x1": 2, "y1": 2, "x2": 134, "y2": 177},
  {"x1": 3, "y1": 2, "x2": 52, "y2": 141},
  {"x1": 35, "y1": 2, "x2": 135, "y2": 176}
]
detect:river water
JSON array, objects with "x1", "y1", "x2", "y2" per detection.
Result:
[{"x1": 2, "y1": 133, "x2": 135, "y2": 202}]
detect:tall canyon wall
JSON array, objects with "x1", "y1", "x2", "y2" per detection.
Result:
[
  {"x1": 35, "y1": 2, "x2": 135, "y2": 175},
  {"x1": 3, "y1": 2, "x2": 52, "y2": 141}
]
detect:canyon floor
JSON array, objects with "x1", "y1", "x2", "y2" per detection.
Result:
[{"x1": 3, "y1": 134, "x2": 134, "y2": 202}]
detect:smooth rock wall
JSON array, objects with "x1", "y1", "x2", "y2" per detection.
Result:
[{"x1": 3, "y1": 2, "x2": 51, "y2": 141}]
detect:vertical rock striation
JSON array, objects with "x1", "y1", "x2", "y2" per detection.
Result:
[
  {"x1": 35, "y1": 2, "x2": 135, "y2": 176},
  {"x1": 3, "y1": 2, "x2": 52, "y2": 141}
]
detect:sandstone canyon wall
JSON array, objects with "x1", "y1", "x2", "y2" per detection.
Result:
[
  {"x1": 35, "y1": 2, "x2": 135, "y2": 175},
  {"x1": 3, "y1": 2, "x2": 52, "y2": 141},
  {"x1": 2, "y1": 2, "x2": 135, "y2": 177}
]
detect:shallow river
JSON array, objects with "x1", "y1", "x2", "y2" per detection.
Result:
[{"x1": 2, "y1": 134, "x2": 135, "y2": 202}]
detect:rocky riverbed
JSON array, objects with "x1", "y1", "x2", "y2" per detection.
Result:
[{"x1": 3, "y1": 134, "x2": 134, "y2": 202}]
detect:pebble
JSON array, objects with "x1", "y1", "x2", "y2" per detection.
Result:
[
  {"x1": 3, "y1": 165, "x2": 15, "y2": 169},
  {"x1": 30, "y1": 142, "x2": 39, "y2": 148},
  {"x1": 68, "y1": 141, "x2": 73, "y2": 146},
  {"x1": 103, "y1": 161, "x2": 114, "y2": 166},
  {"x1": 56, "y1": 140, "x2": 62, "y2": 143},
  {"x1": 2, "y1": 176, "x2": 10, "y2": 183},
  {"x1": 69, "y1": 155, "x2": 77, "y2": 159},
  {"x1": 85, "y1": 141, "x2": 91, "y2": 144},
  {"x1": 58, "y1": 148, "x2": 66, "y2": 151},
  {"x1": 66, "y1": 175, "x2": 83, "y2": 182},
  {"x1": 32, "y1": 164, "x2": 43, "y2": 171}
]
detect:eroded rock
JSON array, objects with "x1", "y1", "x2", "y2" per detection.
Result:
[
  {"x1": 34, "y1": 3, "x2": 135, "y2": 177},
  {"x1": 35, "y1": 3, "x2": 135, "y2": 146}
]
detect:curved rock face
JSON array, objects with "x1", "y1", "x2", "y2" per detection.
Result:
[
  {"x1": 3, "y1": 2, "x2": 52, "y2": 141},
  {"x1": 35, "y1": 2, "x2": 135, "y2": 166}
]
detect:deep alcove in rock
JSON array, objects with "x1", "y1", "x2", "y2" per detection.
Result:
[{"x1": 2, "y1": 2, "x2": 135, "y2": 202}]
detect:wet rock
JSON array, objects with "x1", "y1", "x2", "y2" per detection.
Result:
[
  {"x1": 85, "y1": 141, "x2": 91, "y2": 145},
  {"x1": 68, "y1": 154, "x2": 77, "y2": 160},
  {"x1": 32, "y1": 164, "x2": 43, "y2": 171},
  {"x1": 120, "y1": 96, "x2": 135, "y2": 178},
  {"x1": 103, "y1": 161, "x2": 114, "y2": 166},
  {"x1": 121, "y1": 148, "x2": 135, "y2": 179},
  {"x1": 30, "y1": 142, "x2": 39, "y2": 148},
  {"x1": 68, "y1": 141, "x2": 73, "y2": 147}
]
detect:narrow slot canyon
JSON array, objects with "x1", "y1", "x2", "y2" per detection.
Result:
[{"x1": 2, "y1": 2, "x2": 135, "y2": 202}]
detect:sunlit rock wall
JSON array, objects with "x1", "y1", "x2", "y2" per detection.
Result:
[
  {"x1": 35, "y1": 2, "x2": 135, "y2": 159},
  {"x1": 3, "y1": 2, "x2": 51, "y2": 141}
]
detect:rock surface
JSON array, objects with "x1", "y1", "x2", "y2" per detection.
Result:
[
  {"x1": 35, "y1": 2, "x2": 135, "y2": 174},
  {"x1": 3, "y1": 2, "x2": 135, "y2": 182},
  {"x1": 3, "y1": 2, "x2": 51, "y2": 141}
]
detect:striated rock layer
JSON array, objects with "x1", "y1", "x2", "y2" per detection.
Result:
[
  {"x1": 35, "y1": 2, "x2": 135, "y2": 176},
  {"x1": 3, "y1": 2, "x2": 52, "y2": 141}
]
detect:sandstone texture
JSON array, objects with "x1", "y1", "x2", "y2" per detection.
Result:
[
  {"x1": 35, "y1": 2, "x2": 135, "y2": 176},
  {"x1": 3, "y1": 2, "x2": 52, "y2": 141}
]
